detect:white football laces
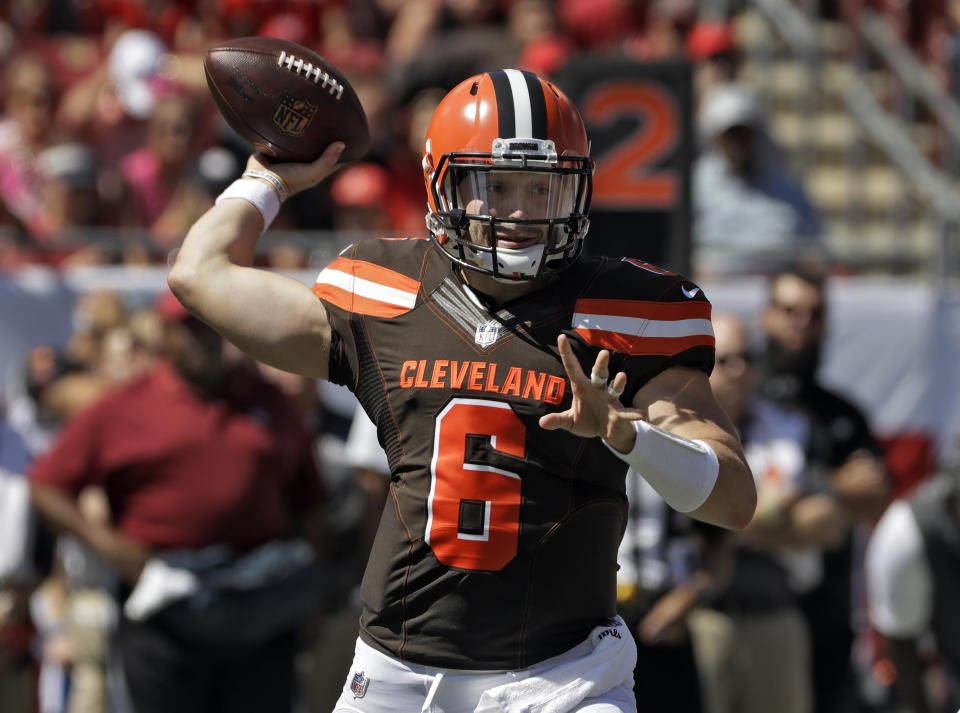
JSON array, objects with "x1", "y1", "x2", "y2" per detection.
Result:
[{"x1": 277, "y1": 51, "x2": 344, "y2": 99}]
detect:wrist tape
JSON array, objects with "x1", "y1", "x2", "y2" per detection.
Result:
[
  {"x1": 241, "y1": 169, "x2": 289, "y2": 202},
  {"x1": 605, "y1": 420, "x2": 719, "y2": 512},
  {"x1": 215, "y1": 178, "x2": 281, "y2": 232}
]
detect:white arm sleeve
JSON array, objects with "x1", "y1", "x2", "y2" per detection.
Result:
[
  {"x1": 865, "y1": 500, "x2": 932, "y2": 638},
  {"x1": 604, "y1": 420, "x2": 719, "y2": 513}
]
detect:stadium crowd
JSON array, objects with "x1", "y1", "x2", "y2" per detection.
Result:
[{"x1": 0, "y1": 1, "x2": 957, "y2": 713}]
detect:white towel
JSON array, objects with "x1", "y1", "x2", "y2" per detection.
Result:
[
  {"x1": 0, "y1": 469, "x2": 35, "y2": 584},
  {"x1": 474, "y1": 616, "x2": 636, "y2": 713},
  {"x1": 124, "y1": 558, "x2": 199, "y2": 621}
]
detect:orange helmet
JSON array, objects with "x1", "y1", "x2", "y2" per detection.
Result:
[{"x1": 422, "y1": 69, "x2": 593, "y2": 280}]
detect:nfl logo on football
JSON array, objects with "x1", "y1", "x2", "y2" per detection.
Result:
[
  {"x1": 273, "y1": 92, "x2": 317, "y2": 136},
  {"x1": 475, "y1": 320, "x2": 500, "y2": 347},
  {"x1": 350, "y1": 670, "x2": 369, "y2": 698}
]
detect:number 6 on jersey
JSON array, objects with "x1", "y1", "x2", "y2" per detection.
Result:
[{"x1": 426, "y1": 399, "x2": 525, "y2": 571}]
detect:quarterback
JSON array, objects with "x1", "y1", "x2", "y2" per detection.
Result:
[{"x1": 170, "y1": 69, "x2": 755, "y2": 713}]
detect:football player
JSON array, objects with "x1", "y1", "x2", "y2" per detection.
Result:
[{"x1": 170, "y1": 68, "x2": 756, "y2": 713}]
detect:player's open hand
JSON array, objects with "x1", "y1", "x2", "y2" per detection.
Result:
[
  {"x1": 247, "y1": 141, "x2": 345, "y2": 199},
  {"x1": 539, "y1": 334, "x2": 644, "y2": 451}
]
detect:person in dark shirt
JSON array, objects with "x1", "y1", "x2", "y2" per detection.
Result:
[
  {"x1": 759, "y1": 267, "x2": 890, "y2": 713},
  {"x1": 866, "y1": 465, "x2": 960, "y2": 713}
]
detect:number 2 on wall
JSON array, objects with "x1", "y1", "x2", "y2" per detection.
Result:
[
  {"x1": 583, "y1": 80, "x2": 680, "y2": 209},
  {"x1": 426, "y1": 398, "x2": 525, "y2": 571}
]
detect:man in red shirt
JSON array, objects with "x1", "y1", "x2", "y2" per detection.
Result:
[{"x1": 29, "y1": 292, "x2": 327, "y2": 713}]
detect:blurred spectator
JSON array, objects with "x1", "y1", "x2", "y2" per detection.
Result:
[
  {"x1": 108, "y1": 29, "x2": 171, "y2": 122},
  {"x1": 29, "y1": 291, "x2": 328, "y2": 713},
  {"x1": 556, "y1": 0, "x2": 641, "y2": 49},
  {"x1": 691, "y1": 311, "x2": 823, "y2": 713},
  {"x1": 65, "y1": 289, "x2": 129, "y2": 373},
  {"x1": 195, "y1": 145, "x2": 241, "y2": 198},
  {"x1": 0, "y1": 54, "x2": 68, "y2": 245},
  {"x1": 34, "y1": 142, "x2": 109, "y2": 263},
  {"x1": 58, "y1": 29, "x2": 182, "y2": 176},
  {"x1": 118, "y1": 93, "x2": 212, "y2": 254},
  {"x1": 865, "y1": 463, "x2": 960, "y2": 713},
  {"x1": 692, "y1": 82, "x2": 824, "y2": 277},
  {"x1": 383, "y1": 0, "x2": 521, "y2": 107},
  {"x1": 759, "y1": 267, "x2": 890, "y2": 713},
  {"x1": 329, "y1": 162, "x2": 395, "y2": 239},
  {"x1": 950, "y1": 0, "x2": 960, "y2": 99},
  {"x1": 376, "y1": 87, "x2": 444, "y2": 238},
  {"x1": 30, "y1": 484, "x2": 116, "y2": 713},
  {"x1": 4, "y1": 346, "x2": 97, "y2": 460},
  {"x1": 1, "y1": 345, "x2": 103, "y2": 713},
  {"x1": 509, "y1": 0, "x2": 573, "y2": 77},
  {"x1": 258, "y1": 9, "x2": 313, "y2": 45},
  {"x1": 92, "y1": 308, "x2": 163, "y2": 387},
  {"x1": 383, "y1": 0, "x2": 505, "y2": 66},
  {"x1": 685, "y1": 20, "x2": 742, "y2": 104},
  {"x1": 616, "y1": 464, "x2": 729, "y2": 713},
  {"x1": 299, "y1": 402, "x2": 389, "y2": 713},
  {"x1": 625, "y1": 0, "x2": 697, "y2": 60},
  {"x1": 0, "y1": 405, "x2": 36, "y2": 713}
]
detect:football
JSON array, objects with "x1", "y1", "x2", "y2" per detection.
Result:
[{"x1": 203, "y1": 36, "x2": 370, "y2": 163}]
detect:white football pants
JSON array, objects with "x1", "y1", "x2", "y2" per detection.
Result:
[{"x1": 332, "y1": 625, "x2": 637, "y2": 713}]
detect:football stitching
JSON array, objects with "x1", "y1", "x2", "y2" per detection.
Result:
[{"x1": 277, "y1": 51, "x2": 344, "y2": 99}]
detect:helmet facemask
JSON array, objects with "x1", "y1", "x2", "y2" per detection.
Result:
[{"x1": 426, "y1": 138, "x2": 593, "y2": 281}]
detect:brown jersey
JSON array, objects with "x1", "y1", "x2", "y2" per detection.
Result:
[{"x1": 312, "y1": 238, "x2": 714, "y2": 670}]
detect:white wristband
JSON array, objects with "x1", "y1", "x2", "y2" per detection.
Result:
[
  {"x1": 605, "y1": 420, "x2": 719, "y2": 513},
  {"x1": 215, "y1": 178, "x2": 281, "y2": 232},
  {"x1": 242, "y1": 169, "x2": 289, "y2": 202}
]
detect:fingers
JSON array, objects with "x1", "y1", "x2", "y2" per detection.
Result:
[
  {"x1": 590, "y1": 350, "x2": 610, "y2": 387},
  {"x1": 606, "y1": 373, "x2": 626, "y2": 399},
  {"x1": 323, "y1": 140, "x2": 347, "y2": 162},
  {"x1": 556, "y1": 334, "x2": 589, "y2": 388},
  {"x1": 557, "y1": 334, "x2": 630, "y2": 403},
  {"x1": 538, "y1": 410, "x2": 573, "y2": 431},
  {"x1": 558, "y1": 333, "x2": 614, "y2": 389}
]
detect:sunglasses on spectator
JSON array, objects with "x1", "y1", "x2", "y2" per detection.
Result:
[
  {"x1": 772, "y1": 302, "x2": 824, "y2": 320},
  {"x1": 715, "y1": 351, "x2": 755, "y2": 368}
]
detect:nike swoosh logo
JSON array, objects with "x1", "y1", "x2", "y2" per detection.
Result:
[{"x1": 681, "y1": 285, "x2": 700, "y2": 299}]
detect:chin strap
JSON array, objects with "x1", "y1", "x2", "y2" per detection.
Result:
[{"x1": 489, "y1": 244, "x2": 545, "y2": 279}]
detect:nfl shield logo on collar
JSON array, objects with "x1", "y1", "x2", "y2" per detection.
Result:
[
  {"x1": 475, "y1": 320, "x2": 500, "y2": 347},
  {"x1": 350, "y1": 670, "x2": 370, "y2": 698}
]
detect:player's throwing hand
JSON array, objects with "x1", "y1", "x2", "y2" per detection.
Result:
[
  {"x1": 246, "y1": 142, "x2": 346, "y2": 199},
  {"x1": 539, "y1": 334, "x2": 644, "y2": 452}
]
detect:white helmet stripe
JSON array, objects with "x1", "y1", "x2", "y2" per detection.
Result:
[{"x1": 503, "y1": 69, "x2": 533, "y2": 138}]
